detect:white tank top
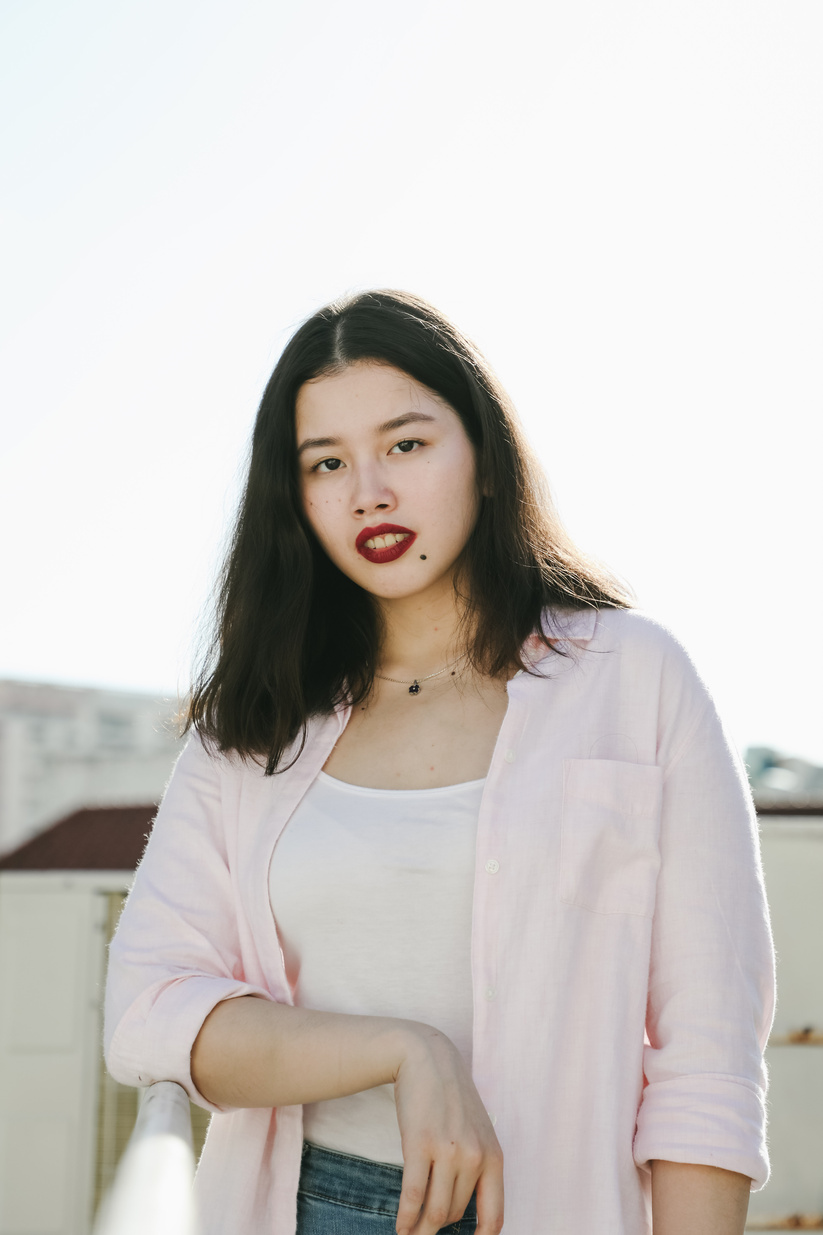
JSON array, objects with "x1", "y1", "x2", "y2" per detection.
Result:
[{"x1": 268, "y1": 769, "x2": 484, "y2": 1166}]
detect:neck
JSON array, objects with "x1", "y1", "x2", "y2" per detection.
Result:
[{"x1": 375, "y1": 587, "x2": 469, "y2": 680}]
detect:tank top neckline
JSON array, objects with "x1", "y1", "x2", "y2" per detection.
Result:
[{"x1": 316, "y1": 769, "x2": 487, "y2": 797}]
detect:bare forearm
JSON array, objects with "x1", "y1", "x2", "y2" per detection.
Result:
[
  {"x1": 190, "y1": 994, "x2": 428, "y2": 1109},
  {"x1": 650, "y1": 1160, "x2": 751, "y2": 1235}
]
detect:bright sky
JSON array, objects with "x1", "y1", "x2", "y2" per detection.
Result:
[{"x1": 1, "y1": 1, "x2": 821, "y2": 762}]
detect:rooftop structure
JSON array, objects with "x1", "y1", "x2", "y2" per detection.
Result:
[
  {"x1": 746, "y1": 746, "x2": 823, "y2": 812},
  {"x1": 0, "y1": 804, "x2": 155, "y2": 873},
  {"x1": 0, "y1": 679, "x2": 184, "y2": 855}
]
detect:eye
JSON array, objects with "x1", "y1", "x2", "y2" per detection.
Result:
[
  {"x1": 390, "y1": 438, "x2": 423, "y2": 455},
  {"x1": 311, "y1": 457, "x2": 344, "y2": 473},
  {"x1": 309, "y1": 439, "x2": 422, "y2": 473}
]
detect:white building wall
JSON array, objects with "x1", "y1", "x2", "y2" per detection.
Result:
[
  {"x1": 0, "y1": 871, "x2": 132, "y2": 1235},
  {"x1": 0, "y1": 681, "x2": 185, "y2": 855},
  {"x1": 746, "y1": 820, "x2": 823, "y2": 1231}
]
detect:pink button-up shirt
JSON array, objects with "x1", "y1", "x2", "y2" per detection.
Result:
[{"x1": 104, "y1": 607, "x2": 775, "y2": 1234}]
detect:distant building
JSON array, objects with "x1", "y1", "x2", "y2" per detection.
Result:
[
  {"x1": 746, "y1": 745, "x2": 823, "y2": 811},
  {"x1": 0, "y1": 804, "x2": 209, "y2": 1235},
  {"x1": 0, "y1": 679, "x2": 185, "y2": 855}
]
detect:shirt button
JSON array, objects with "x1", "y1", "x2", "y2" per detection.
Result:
[
  {"x1": 485, "y1": 987, "x2": 496, "y2": 1000},
  {"x1": 490, "y1": 1113, "x2": 498, "y2": 1127},
  {"x1": 504, "y1": 749, "x2": 515, "y2": 763},
  {"x1": 485, "y1": 858, "x2": 500, "y2": 874}
]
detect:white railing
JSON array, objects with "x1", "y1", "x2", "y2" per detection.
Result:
[{"x1": 93, "y1": 1081, "x2": 198, "y2": 1235}]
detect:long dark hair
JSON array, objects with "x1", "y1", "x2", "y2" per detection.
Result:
[{"x1": 185, "y1": 289, "x2": 631, "y2": 772}]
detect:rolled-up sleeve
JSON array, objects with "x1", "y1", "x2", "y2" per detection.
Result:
[
  {"x1": 633, "y1": 670, "x2": 776, "y2": 1189},
  {"x1": 103, "y1": 733, "x2": 274, "y2": 1113}
]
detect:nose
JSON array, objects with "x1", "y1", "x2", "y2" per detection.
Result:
[{"x1": 351, "y1": 462, "x2": 396, "y2": 517}]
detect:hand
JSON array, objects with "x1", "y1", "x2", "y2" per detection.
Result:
[{"x1": 392, "y1": 1026, "x2": 504, "y2": 1235}]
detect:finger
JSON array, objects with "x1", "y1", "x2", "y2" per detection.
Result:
[
  {"x1": 409, "y1": 1159, "x2": 457, "y2": 1235},
  {"x1": 474, "y1": 1160, "x2": 505, "y2": 1235},
  {"x1": 446, "y1": 1169, "x2": 480, "y2": 1227},
  {"x1": 396, "y1": 1155, "x2": 432, "y2": 1235}
]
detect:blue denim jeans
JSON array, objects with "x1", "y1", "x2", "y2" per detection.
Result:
[{"x1": 296, "y1": 1141, "x2": 479, "y2": 1234}]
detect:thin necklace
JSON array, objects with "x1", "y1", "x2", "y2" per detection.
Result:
[{"x1": 375, "y1": 652, "x2": 469, "y2": 696}]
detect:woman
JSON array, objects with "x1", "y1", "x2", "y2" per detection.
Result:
[{"x1": 104, "y1": 290, "x2": 775, "y2": 1235}]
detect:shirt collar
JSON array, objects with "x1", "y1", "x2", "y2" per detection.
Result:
[{"x1": 521, "y1": 606, "x2": 599, "y2": 666}]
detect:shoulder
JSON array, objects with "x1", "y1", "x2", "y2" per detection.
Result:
[
  {"x1": 591, "y1": 607, "x2": 719, "y2": 729},
  {"x1": 540, "y1": 605, "x2": 712, "y2": 700},
  {"x1": 537, "y1": 607, "x2": 725, "y2": 766},
  {"x1": 170, "y1": 727, "x2": 260, "y2": 796},
  {"x1": 181, "y1": 715, "x2": 337, "y2": 785},
  {"x1": 541, "y1": 605, "x2": 693, "y2": 663},
  {"x1": 178, "y1": 727, "x2": 234, "y2": 773},
  {"x1": 590, "y1": 606, "x2": 696, "y2": 664}
]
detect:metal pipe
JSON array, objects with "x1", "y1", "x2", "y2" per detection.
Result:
[{"x1": 93, "y1": 1081, "x2": 197, "y2": 1235}]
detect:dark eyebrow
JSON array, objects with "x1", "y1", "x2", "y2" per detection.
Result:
[{"x1": 297, "y1": 411, "x2": 438, "y2": 458}]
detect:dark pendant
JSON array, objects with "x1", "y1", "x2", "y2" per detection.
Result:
[{"x1": 409, "y1": 681, "x2": 421, "y2": 695}]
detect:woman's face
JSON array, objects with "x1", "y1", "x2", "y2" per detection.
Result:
[{"x1": 296, "y1": 362, "x2": 482, "y2": 606}]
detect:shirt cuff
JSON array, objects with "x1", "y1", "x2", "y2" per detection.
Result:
[
  {"x1": 106, "y1": 975, "x2": 276, "y2": 1114},
  {"x1": 634, "y1": 1073, "x2": 770, "y2": 1191}
]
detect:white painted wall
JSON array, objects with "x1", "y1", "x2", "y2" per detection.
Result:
[
  {"x1": 747, "y1": 821, "x2": 823, "y2": 1230},
  {"x1": 0, "y1": 872, "x2": 131, "y2": 1235}
]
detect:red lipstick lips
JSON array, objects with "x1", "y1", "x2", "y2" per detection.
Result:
[{"x1": 356, "y1": 523, "x2": 417, "y2": 564}]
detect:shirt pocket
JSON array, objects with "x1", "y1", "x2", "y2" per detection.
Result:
[{"x1": 560, "y1": 759, "x2": 664, "y2": 917}]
